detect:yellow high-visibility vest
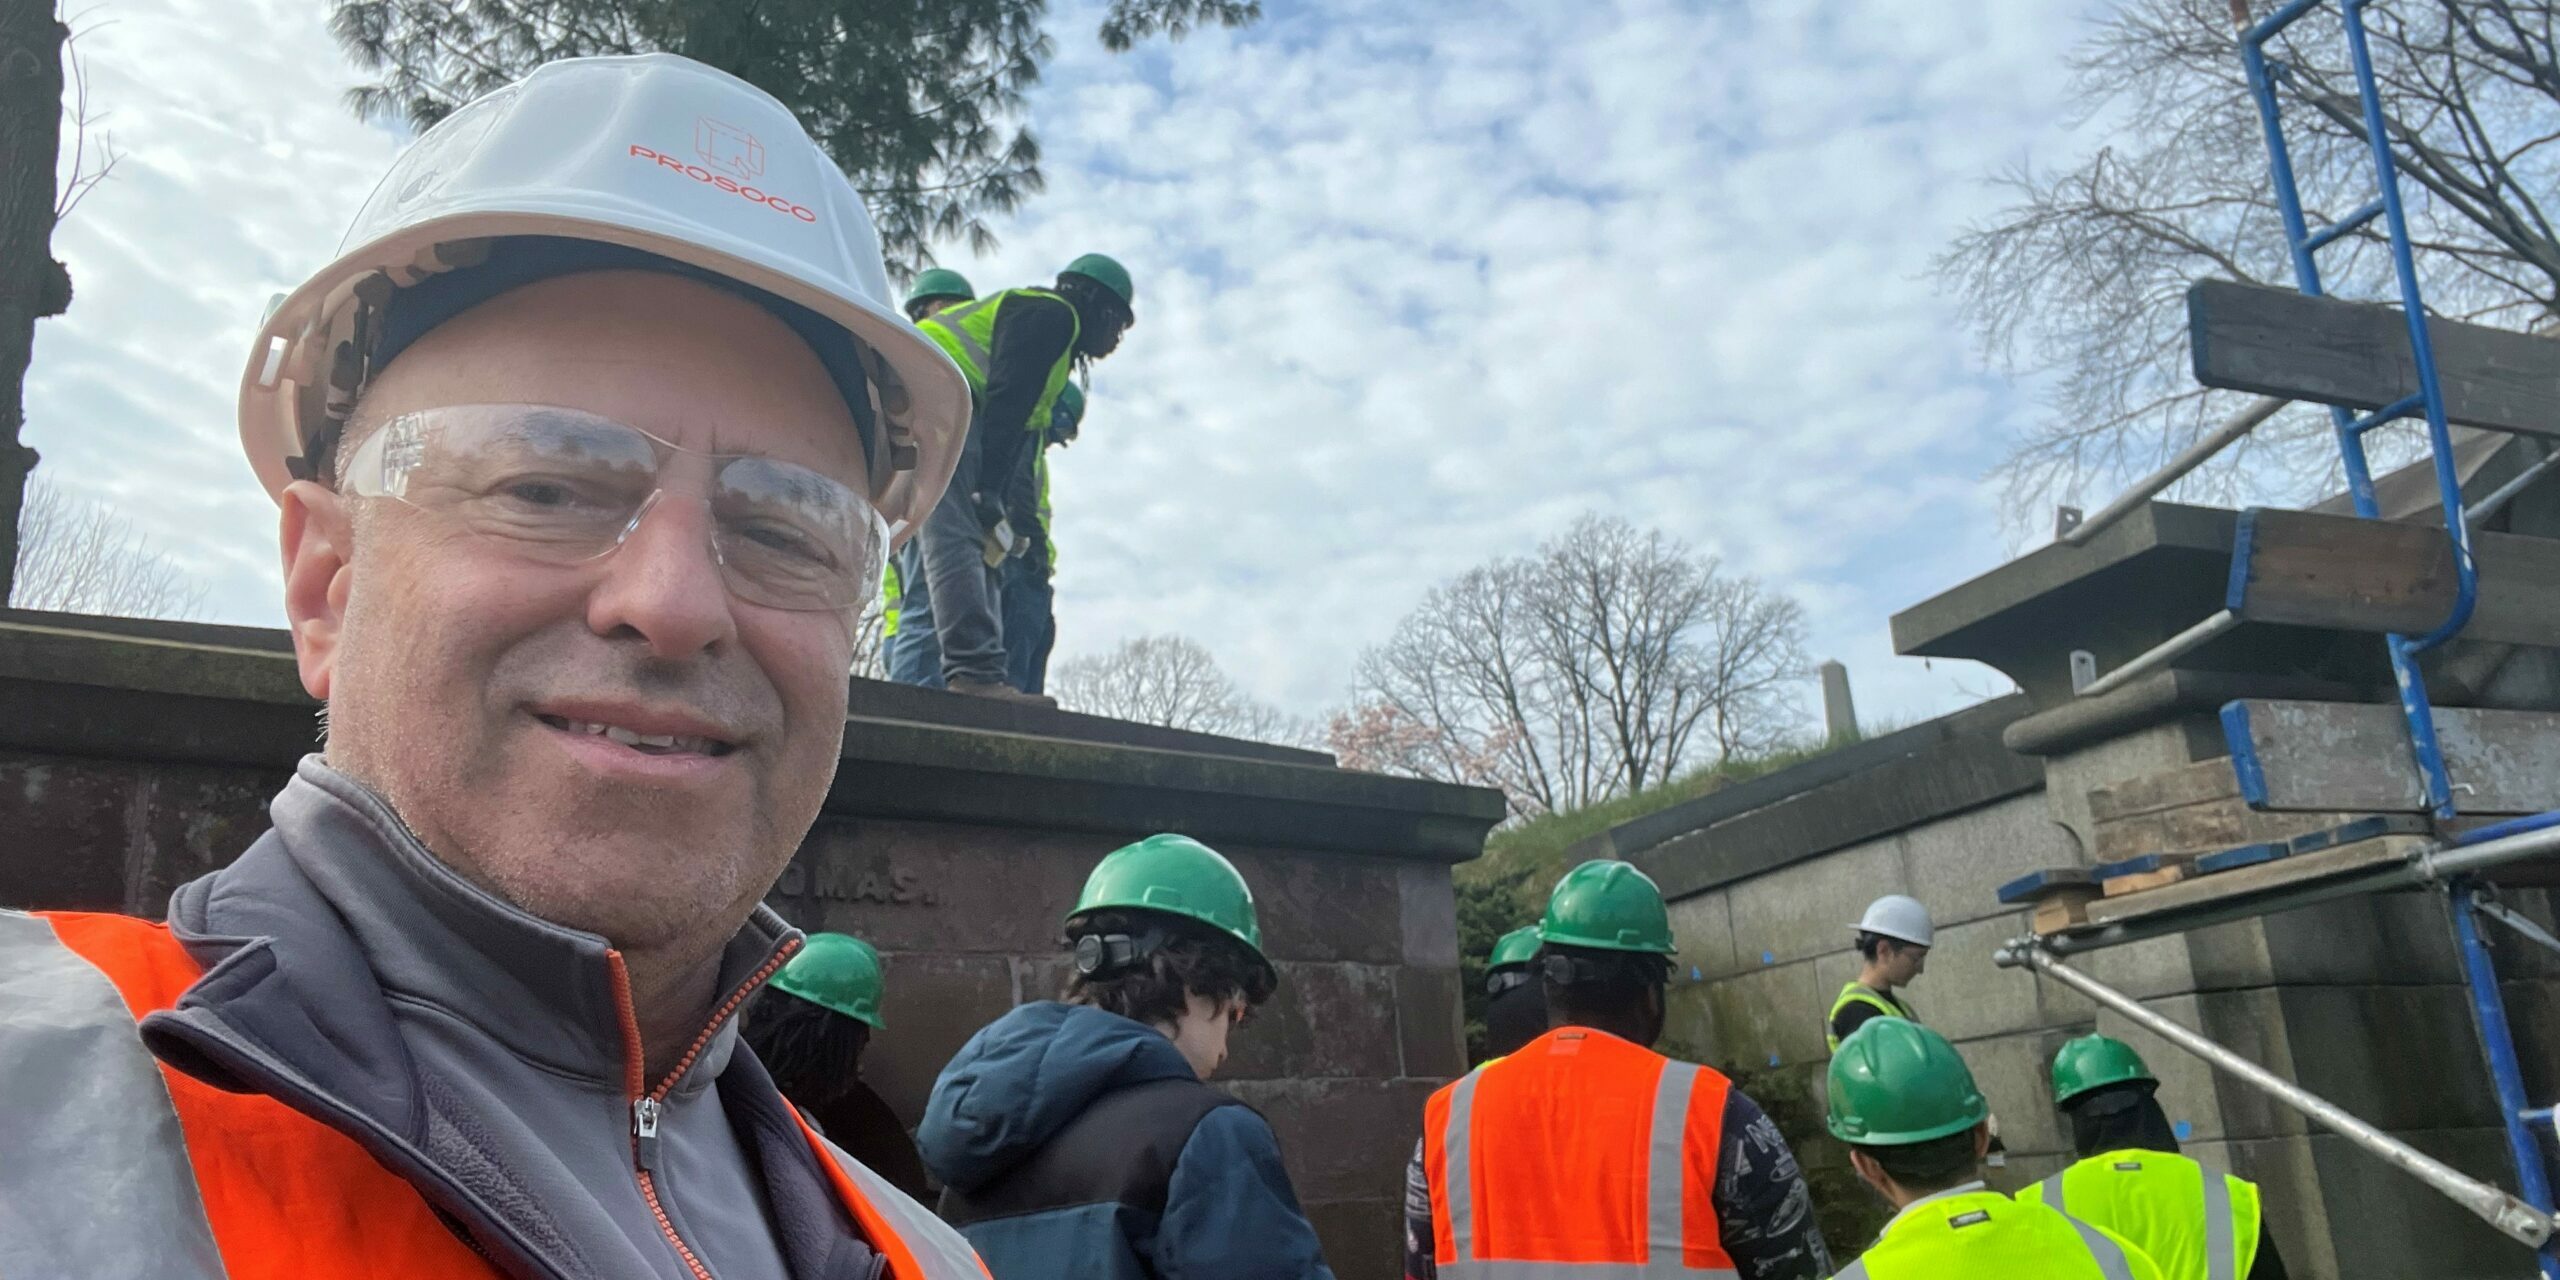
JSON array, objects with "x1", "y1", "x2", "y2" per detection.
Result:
[{"x1": 2018, "y1": 1150, "x2": 2262, "y2": 1280}]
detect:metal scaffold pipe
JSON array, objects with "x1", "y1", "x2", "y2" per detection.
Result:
[{"x1": 1997, "y1": 939, "x2": 2559, "y2": 1249}]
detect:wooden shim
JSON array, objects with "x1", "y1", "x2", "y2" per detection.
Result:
[
  {"x1": 2228, "y1": 507, "x2": 2560, "y2": 647},
  {"x1": 2035, "y1": 890, "x2": 2104, "y2": 935},
  {"x1": 2087, "y1": 834, "x2": 2430, "y2": 926},
  {"x1": 2223, "y1": 700, "x2": 2560, "y2": 815},
  {"x1": 2103, "y1": 854, "x2": 2199, "y2": 898},
  {"x1": 2188, "y1": 279, "x2": 2560, "y2": 439}
]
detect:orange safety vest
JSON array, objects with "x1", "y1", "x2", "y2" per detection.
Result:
[
  {"x1": 1422, "y1": 1025, "x2": 1740, "y2": 1278},
  {"x1": 1, "y1": 910, "x2": 985, "y2": 1280}
]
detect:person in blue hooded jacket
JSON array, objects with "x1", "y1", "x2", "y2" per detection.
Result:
[{"x1": 919, "y1": 834, "x2": 1334, "y2": 1280}]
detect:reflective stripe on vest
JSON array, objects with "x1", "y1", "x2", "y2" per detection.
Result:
[
  {"x1": 0, "y1": 909, "x2": 227, "y2": 1279},
  {"x1": 792, "y1": 1105, "x2": 992, "y2": 1280},
  {"x1": 2036, "y1": 1155, "x2": 2247, "y2": 1280},
  {"x1": 0, "y1": 910, "x2": 986, "y2": 1280},
  {"x1": 1430, "y1": 1032, "x2": 1739, "y2": 1278},
  {"x1": 2068, "y1": 1216, "x2": 2142, "y2": 1280},
  {"x1": 1826, "y1": 983, "x2": 1912, "y2": 1052},
  {"x1": 916, "y1": 289, "x2": 1078, "y2": 432}
]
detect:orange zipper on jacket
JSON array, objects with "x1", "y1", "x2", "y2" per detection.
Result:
[{"x1": 607, "y1": 936, "x2": 802, "y2": 1280}]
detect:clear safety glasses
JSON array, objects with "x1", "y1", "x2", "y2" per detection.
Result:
[{"x1": 341, "y1": 404, "x2": 887, "y2": 613}]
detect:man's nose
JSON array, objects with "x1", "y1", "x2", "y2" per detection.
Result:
[{"x1": 584, "y1": 494, "x2": 740, "y2": 658}]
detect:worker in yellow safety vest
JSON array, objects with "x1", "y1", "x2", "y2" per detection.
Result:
[
  {"x1": 2017, "y1": 1036, "x2": 2286, "y2": 1280},
  {"x1": 894, "y1": 256, "x2": 1133, "y2": 701},
  {"x1": 1826, "y1": 1018, "x2": 2163, "y2": 1280},
  {"x1": 1829, "y1": 895, "x2": 1933, "y2": 1052},
  {"x1": 880, "y1": 269, "x2": 977, "y2": 681}
]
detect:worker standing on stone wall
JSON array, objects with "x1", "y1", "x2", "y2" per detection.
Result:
[
  {"x1": 0, "y1": 54, "x2": 986, "y2": 1276},
  {"x1": 919, "y1": 834, "x2": 1334, "y2": 1278},
  {"x1": 2018, "y1": 1035, "x2": 2286, "y2": 1280},
  {"x1": 882, "y1": 269, "x2": 979, "y2": 686},
  {"x1": 895, "y1": 256, "x2": 1136, "y2": 704},
  {"x1": 1406, "y1": 860, "x2": 1833, "y2": 1280},
  {"x1": 746, "y1": 932, "x2": 934, "y2": 1203},
  {"x1": 1829, "y1": 894, "x2": 1934, "y2": 1052},
  {"x1": 1826, "y1": 1019, "x2": 2163, "y2": 1279},
  {"x1": 1479, "y1": 922, "x2": 1548, "y2": 1062}
]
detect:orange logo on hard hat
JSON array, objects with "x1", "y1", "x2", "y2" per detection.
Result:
[{"x1": 628, "y1": 142, "x2": 817, "y2": 224}]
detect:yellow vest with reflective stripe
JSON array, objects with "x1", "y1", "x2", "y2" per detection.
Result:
[
  {"x1": 916, "y1": 288, "x2": 1078, "y2": 433},
  {"x1": 2018, "y1": 1151, "x2": 2261, "y2": 1280},
  {"x1": 1835, "y1": 1189, "x2": 2164, "y2": 1280},
  {"x1": 881, "y1": 558, "x2": 903, "y2": 638},
  {"x1": 1827, "y1": 983, "x2": 1914, "y2": 1052}
]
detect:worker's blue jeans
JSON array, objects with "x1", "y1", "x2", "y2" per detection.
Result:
[
  {"x1": 1001, "y1": 556, "x2": 1055, "y2": 695},
  {"x1": 907, "y1": 424, "x2": 1007, "y2": 687},
  {"x1": 883, "y1": 542, "x2": 944, "y2": 689}
]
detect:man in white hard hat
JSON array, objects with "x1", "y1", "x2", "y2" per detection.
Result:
[
  {"x1": 0, "y1": 55, "x2": 985, "y2": 1278},
  {"x1": 1830, "y1": 894, "x2": 1934, "y2": 1053}
]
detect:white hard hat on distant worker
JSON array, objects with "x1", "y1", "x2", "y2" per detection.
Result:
[
  {"x1": 236, "y1": 53, "x2": 970, "y2": 535},
  {"x1": 1854, "y1": 894, "x2": 1934, "y2": 948}
]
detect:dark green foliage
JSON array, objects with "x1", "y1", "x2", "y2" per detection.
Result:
[
  {"x1": 1454, "y1": 864, "x2": 1532, "y2": 1064},
  {"x1": 327, "y1": 0, "x2": 1261, "y2": 275}
]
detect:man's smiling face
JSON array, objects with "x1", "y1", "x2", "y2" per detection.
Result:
[{"x1": 280, "y1": 269, "x2": 863, "y2": 951}]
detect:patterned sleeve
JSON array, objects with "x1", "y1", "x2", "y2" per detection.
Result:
[
  {"x1": 1715, "y1": 1088, "x2": 1833, "y2": 1280},
  {"x1": 1404, "y1": 1136, "x2": 1438, "y2": 1280}
]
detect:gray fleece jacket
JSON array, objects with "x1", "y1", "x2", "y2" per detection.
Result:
[{"x1": 132, "y1": 757, "x2": 932, "y2": 1280}]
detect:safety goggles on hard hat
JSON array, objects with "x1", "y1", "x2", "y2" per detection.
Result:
[
  {"x1": 238, "y1": 54, "x2": 971, "y2": 538},
  {"x1": 340, "y1": 404, "x2": 887, "y2": 613}
]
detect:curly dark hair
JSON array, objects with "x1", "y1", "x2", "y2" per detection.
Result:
[
  {"x1": 1540, "y1": 942, "x2": 1670, "y2": 1027},
  {"x1": 741, "y1": 986, "x2": 870, "y2": 1109},
  {"x1": 1062, "y1": 909, "x2": 1275, "y2": 1027},
  {"x1": 1053, "y1": 273, "x2": 1133, "y2": 361}
]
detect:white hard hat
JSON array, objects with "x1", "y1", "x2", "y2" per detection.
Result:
[
  {"x1": 237, "y1": 53, "x2": 969, "y2": 533},
  {"x1": 1853, "y1": 894, "x2": 1934, "y2": 948}
]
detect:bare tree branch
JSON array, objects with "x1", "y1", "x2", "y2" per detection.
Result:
[
  {"x1": 1051, "y1": 633, "x2": 1302, "y2": 743},
  {"x1": 11, "y1": 478, "x2": 207, "y2": 618},
  {"x1": 1939, "y1": 0, "x2": 2560, "y2": 528},
  {"x1": 1342, "y1": 515, "x2": 1810, "y2": 817}
]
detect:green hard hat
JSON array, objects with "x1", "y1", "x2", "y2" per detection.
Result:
[
  {"x1": 769, "y1": 932, "x2": 886, "y2": 1029},
  {"x1": 1826, "y1": 1017, "x2": 1989, "y2": 1146},
  {"x1": 1067, "y1": 834, "x2": 1268, "y2": 973},
  {"x1": 1061, "y1": 253, "x2": 1134, "y2": 305},
  {"x1": 1488, "y1": 924, "x2": 1544, "y2": 973},
  {"x1": 906, "y1": 267, "x2": 975, "y2": 307},
  {"x1": 2051, "y1": 1034, "x2": 2158, "y2": 1106},
  {"x1": 1053, "y1": 382, "x2": 1086, "y2": 429},
  {"x1": 1537, "y1": 860, "x2": 1676, "y2": 955}
]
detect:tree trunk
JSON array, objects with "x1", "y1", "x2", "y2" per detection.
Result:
[{"x1": 0, "y1": 2, "x2": 66, "y2": 608}]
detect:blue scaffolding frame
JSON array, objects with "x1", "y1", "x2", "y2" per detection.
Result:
[{"x1": 2001, "y1": 3, "x2": 2560, "y2": 1273}]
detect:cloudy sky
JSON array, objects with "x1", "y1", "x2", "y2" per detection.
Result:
[{"x1": 28, "y1": 0, "x2": 2117, "y2": 730}]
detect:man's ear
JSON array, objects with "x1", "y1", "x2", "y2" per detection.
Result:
[
  {"x1": 1848, "y1": 1148, "x2": 1887, "y2": 1196},
  {"x1": 280, "y1": 480, "x2": 355, "y2": 701}
]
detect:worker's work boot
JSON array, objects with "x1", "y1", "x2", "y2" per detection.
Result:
[{"x1": 948, "y1": 676, "x2": 1058, "y2": 709}]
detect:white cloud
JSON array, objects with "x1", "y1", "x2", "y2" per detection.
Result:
[{"x1": 25, "y1": 0, "x2": 2112, "y2": 734}]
